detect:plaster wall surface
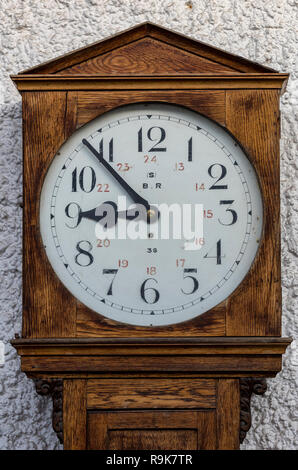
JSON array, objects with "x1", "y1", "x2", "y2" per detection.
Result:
[{"x1": 0, "y1": 0, "x2": 297, "y2": 450}]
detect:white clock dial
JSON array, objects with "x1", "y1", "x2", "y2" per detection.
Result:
[{"x1": 40, "y1": 103, "x2": 263, "y2": 326}]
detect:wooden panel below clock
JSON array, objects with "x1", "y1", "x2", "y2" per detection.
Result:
[
  {"x1": 87, "y1": 411, "x2": 216, "y2": 450},
  {"x1": 87, "y1": 378, "x2": 216, "y2": 409},
  {"x1": 63, "y1": 378, "x2": 240, "y2": 450}
]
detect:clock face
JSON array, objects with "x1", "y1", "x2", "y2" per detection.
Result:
[{"x1": 40, "y1": 103, "x2": 263, "y2": 326}]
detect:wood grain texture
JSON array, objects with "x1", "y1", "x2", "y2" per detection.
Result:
[
  {"x1": 64, "y1": 91, "x2": 78, "y2": 136},
  {"x1": 217, "y1": 379, "x2": 240, "y2": 449},
  {"x1": 87, "y1": 378, "x2": 216, "y2": 409},
  {"x1": 63, "y1": 379, "x2": 87, "y2": 450},
  {"x1": 11, "y1": 74, "x2": 288, "y2": 92},
  {"x1": 20, "y1": 354, "x2": 282, "y2": 374},
  {"x1": 87, "y1": 412, "x2": 108, "y2": 450},
  {"x1": 226, "y1": 90, "x2": 281, "y2": 336},
  {"x1": 104, "y1": 410, "x2": 198, "y2": 428},
  {"x1": 87, "y1": 411, "x2": 198, "y2": 450},
  {"x1": 12, "y1": 336, "x2": 292, "y2": 355},
  {"x1": 22, "y1": 92, "x2": 77, "y2": 338},
  {"x1": 12, "y1": 336, "x2": 290, "y2": 378},
  {"x1": 76, "y1": 303, "x2": 225, "y2": 338},
  {"x1": 87, "y1": 410, "x2": 217, "y2": 450},
  {"x1": 75, "y1": 90, "x2": 226, "y2": 127},
  {"x1": 199, "y1": 411, "x2": 217, "y2": 450},
  {"x1": 59, "y1": 37, "x2": 236, "y2": 76},
  {"x1": 108, "y1": 429, "x2": 197, "y2": 450}
]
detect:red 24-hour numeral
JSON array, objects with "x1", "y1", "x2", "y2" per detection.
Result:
[
  {"x1": 116, "y1": 163, "x2": 131, "y2": 172},
  {"x1": 144, "y1": 155, "x2": 157, "y2": 163},
  {"x1": 204, "y1": 209, "x2": 213, "y2": 218},
  {"x1": 97, "y1": 184, "x2": 110, "y2": 192},
  {"x1": 97, "y1": 239, "x2": 110, "y2": 248},
  {"x1": 146, "y1": 266, "x2": 157, "y2": 275},
  {"x1": 176, "y1": 259, "x2": 185, "y2": 267},
  {"x1": 174, "y1": 162, "x2": 185, "y2": 171},
  {"x1": 118, "y1": 259, "x2": 128, "y2": 268}
]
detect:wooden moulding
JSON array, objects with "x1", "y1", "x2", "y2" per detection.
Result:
[
  {"x1": 11, "y1": 73, "x2": 289, "y2": 92},
  {"x1": 12, "y1": 337, "x2": 291, "y2": 377}
]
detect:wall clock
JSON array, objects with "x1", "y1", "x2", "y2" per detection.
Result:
[
  {"x1": 40, "y1": 103, "x2": 263, "y2": 327},
  {"x1": 11, "y1": 23, "x2": 291, "y2": 450}
]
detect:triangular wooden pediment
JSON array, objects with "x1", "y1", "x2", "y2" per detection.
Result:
[
  {"x1": 55, "y1": 37, "x2": 237, "y2": 75},
  {"x1": 19, "y1": 22, "x2": 277, "y2": 76}
]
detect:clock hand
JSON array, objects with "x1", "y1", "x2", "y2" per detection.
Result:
[
  {"x1": 81, "y1": 201, "x2": 143, "y2": 225},
  {"x1": 82, "y1": 138, "x2": 150, "y2": 211}
]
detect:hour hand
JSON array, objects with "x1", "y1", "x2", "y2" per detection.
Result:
[{"x1": 81, "y1": 201, "x2": 145, "y2": 226}]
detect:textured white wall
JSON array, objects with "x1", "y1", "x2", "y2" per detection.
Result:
[{"x1": 0, "y1": 0, "x2": 297, "y2": 450}]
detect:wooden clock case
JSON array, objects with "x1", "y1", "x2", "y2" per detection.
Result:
[{"x1": 11, "y1": 23, "x2": 291, "y2": 450}]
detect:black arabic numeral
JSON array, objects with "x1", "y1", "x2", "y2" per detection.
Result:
[
  {"x1": 72, "y1": 166, "x2": 96, "y2": 193},
  {"x1": 102, "y1": 269, "x2": 118, "y2": 295},
  {"x1": 140, "y1": 278, "x2": 160, "y2": 304},
  {"x1": 181, "y1": 268, "x2": 199, "y2": 295},
  {"x1": 204, "y1": 239, "x2": 223, "y2": 265},
  {"x1": 99, "y1": 137, "x2": 114, "y2": 162},
  {"x1": 188, "y1": 137, "x2": 192, "y2": 162},
  {"x1": 219, "y1": 200, "x2": 238, "y2": 226},
  {"x1": 138, "y1": 127, "x2": 166, "y2": 152},
  {"x1": 208, "y1": 164, "x2": 228, "y2": 190},
  {"x1": 75, "y1": 240, "x2": 94, "y2": 266},
  {"x1": 71, "y1": 167, "x2": 77, "y2": 192},
  {"x1": 65, "y1": 202, "x2": 82, "y2": 228},
  {"x1": 138, "y1": 128, "x2": 143, "y2": 153}
]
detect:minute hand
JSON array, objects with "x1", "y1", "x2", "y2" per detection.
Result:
[{"x1": 82, "y1": 139, "x2": 150, "y2": 210}]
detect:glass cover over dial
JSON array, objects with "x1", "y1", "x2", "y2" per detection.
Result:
[{"x1": 40, "y1": 103, "x2": 263, "y2": 326}]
